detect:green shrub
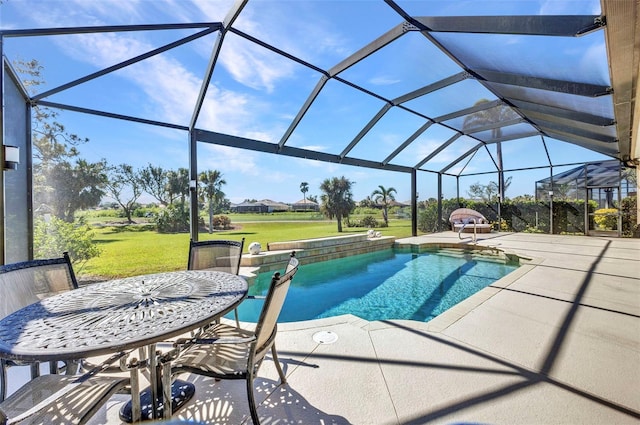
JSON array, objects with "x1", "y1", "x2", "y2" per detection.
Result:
[
  {"x1": 33, "y1": 216, "x2": 101, "y2": 272},
  {"x1": 345, "y1": 215, "x2": 382, "y2": 228},
  {"x1": 594, "y1": 208, "x2": 618, "y2": 230},
  {"x1": 133, "y1": 206, "x2": 157, "y2": 218},
  {"x1": 155, "y1": 204, "x2": 190, "y2": 233},
  {"x1": 417, "y1": 198, "x2": 595, "y2": 234},
  {"x1": 212, "y1": 215, "x2": 232, "y2": 229},
  {"x1": 87, "y1": 208, "x2": 121, "y2": 218},
  {"x1": 361, "y1": 215, "x2": 380, "y2": 228},
  {"x1": 523, "y1": 225, "x2": 545, "y2": 234},
  {"x1": 109, "y1": 224, "x2": 156, "y2": 233},
  {"x1": 353, "y1": 206, "x2": 379, "y2": 216},
  {"x1": 620, "y1": 196, "x2": 637, "y2": 237}
]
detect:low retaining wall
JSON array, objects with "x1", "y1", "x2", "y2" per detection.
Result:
[{"x1": 240, "y1": 234, "x2": 396, "y2": 276}]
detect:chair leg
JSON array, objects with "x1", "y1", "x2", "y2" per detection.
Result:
[
  {"x1": 0, "y1": 361, "x2": 7, "y2": 401},
  {"x1": 30, "y1": 362, "x2": 40, "y2": 380},
  {"x1": 65, "y1": 359, "x2": 81, "y2": 375},
  {"x1": 270, "y1": 345, "x2": 286, "y2": 385},
  {"x1": 129, "y1": 362, "x2": 141, "y2": 424},
  {"x1": 246, "y1": 374, "x2": 260, "y2": 425},
  {"x1": 161, "y1": 361, "x2": 172, "y2": 419},
  {"x1": 234, "y1": 308, "x2": 240, "y2": 328}
]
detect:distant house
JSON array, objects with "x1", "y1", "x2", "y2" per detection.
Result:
[
  {"x1": 374, "y1": 200, "x2": 409, "y2": 208},
  {"x1": 231, "y1": 201, "x2": 269, "y2": 213},
  {"x1": 230, "y1": 199, "x2": 290, "y2": 213},
  {"x1": 389, "y1": 200, "x2": 410, "y2": 208},
  {"x1": 292, "y1": 199, "x2": 319, "y2": 211},
  {"x1": 259, "y1": 199, "x2": 290, "y2": 212}
]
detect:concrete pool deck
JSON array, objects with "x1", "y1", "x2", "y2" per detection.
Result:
[{"x1": 82, "y1": 232, "x2": 639, "y2": 423}]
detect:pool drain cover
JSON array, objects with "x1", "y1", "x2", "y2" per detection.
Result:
[{"x1": 313, "y1": 331, "x2": 338, "y2": 344}]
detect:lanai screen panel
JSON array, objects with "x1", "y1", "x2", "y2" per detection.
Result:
[
  {"x1": 0, "y1": 0, "x2": 628, "y2": 211},
  {"x1": 3, "y1": 65, "x2": 30, "y2": 262},
  {"x1": 429, "y1": 22, "x2": 613, "y2": 158},
  {"x1": 347, "y1": 107, "x2": 429, "y2": 163}
]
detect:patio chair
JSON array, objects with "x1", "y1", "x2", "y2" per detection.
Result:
[
  {"x1": 161, "y1": 252, "x2": 299, "y2": 424},
  {"x1": 0, "y1": 351, "x2": 141, "y2": 425},
  {"x1": 188, "y1": 238, "x2": 245, "y2": 327},
  {"x1": 0, "y1": 253, "x2": 78, "y2": 401}
]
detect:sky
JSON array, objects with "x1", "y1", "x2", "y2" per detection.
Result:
[{"x1": 0, "y1": 0, "x2": 611, "y2": 205}]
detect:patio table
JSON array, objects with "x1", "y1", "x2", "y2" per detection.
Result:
[{"x1": 0, "y1": 269, "x2": 248, "y2": 421}]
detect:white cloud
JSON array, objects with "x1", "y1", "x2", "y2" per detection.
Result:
[
  {"x1": 369, "y1": 76, "x2": 401, "y2": 86},
  {"x1": 298, "y1": 144, "x2": 328, "y2": 152},
  {"x1": 233, "y1": 1, "x2": 352, "y2": 64},
  {"x1": 579, "y1": 42, "x2": 609, "y2": 84},
  {"x1": 219, "y1": 35, "x2": 296, "y2": 93},
  {"x1": 200, "y1": 143, "x2": 259, "y2": 175}
]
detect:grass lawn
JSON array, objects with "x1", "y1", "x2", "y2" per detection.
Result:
[{"x1": 80, "y1": 218, "x2": 415, "y2": 280}]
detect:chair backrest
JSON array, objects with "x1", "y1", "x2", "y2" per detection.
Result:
[
  {"x1": 188, "y1": 238, "x2": 245, "y2": 275},
  {"x1": 254, "y1": 252, "x2": 298, "y2": 356},
  {"x1": 0, "y1": 252, "x2": 78, "y2": 319}
]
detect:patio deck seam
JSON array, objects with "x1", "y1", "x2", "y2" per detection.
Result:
[{"x1": 367, "y1": 326, "x2": 401, "y2": 425}]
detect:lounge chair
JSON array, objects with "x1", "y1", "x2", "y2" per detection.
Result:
[{"x1": 449, "y1": 208, "x2": 492, "y2": 234}]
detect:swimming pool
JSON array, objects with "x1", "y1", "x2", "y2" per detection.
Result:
[{"x1": 232, "y1": 248, "x2": 519, "y2": 323}]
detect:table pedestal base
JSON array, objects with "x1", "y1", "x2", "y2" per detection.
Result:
[{"x1": 119, "y1": 379, "x2": 195, "y2": 422}]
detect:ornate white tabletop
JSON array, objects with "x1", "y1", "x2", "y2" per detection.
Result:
[{"x1": 0, "y1": 270, "x2": 248, "y2": 362}]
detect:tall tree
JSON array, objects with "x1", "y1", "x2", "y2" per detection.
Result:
[
  {"x1": 371, "y1": 185, "x2": 397, "y2": 226},
  {"x1": 467, "y1": 177, "x2": 512, "y2": 202},
  {"x1": 139, "y1": 164, "x2": 169, "y2": 206},
  {"x1": 17, "y1": 59, "x2": 107, "y2": 222},
  {"x1": 199, "y1": 170, "x2": 226, "y2": 233},
  {"x1": 319, "y1": 176, "x2": 356, "y2": 232},
  {"x1": 300, "y1": 182, "x2": 309, "y2": 206},
  {"x1": 44, "y1": 159, "x2": 108, "y2": 222},
  {"x1": 104, "y1": 164, "x2": 143, "y2": 224}
]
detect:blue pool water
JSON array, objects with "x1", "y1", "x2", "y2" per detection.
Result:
[{"x1": 232, "y1": 249, "x2": 518, "y2": 323}]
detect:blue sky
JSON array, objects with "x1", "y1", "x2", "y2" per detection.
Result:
[{"x1": 1, "y1": 0, "x2": 611, "y2": 204}]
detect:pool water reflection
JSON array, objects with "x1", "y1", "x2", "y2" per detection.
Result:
[{"x1": 232, "y1": 249, "x2": 518, "y2": 323}]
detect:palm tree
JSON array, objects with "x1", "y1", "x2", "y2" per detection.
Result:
[
  {"x1": 300, "y1": 182, "x2": 309, "y2": 209},
  {"x1": 319, "y1": 176, "x2": 356, "y2": 232},
  {"x1": 199, "y1": 170, "x2": 226, "y2": 233},
  {"x1": 371, "y1": 185, "x2": 397, "y2": 226},
  {"x1": 166, "y1": 168, "x2": 190, "y2": 207}
]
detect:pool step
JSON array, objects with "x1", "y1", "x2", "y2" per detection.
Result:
[
  {"x1": 419, "y1": 247, "x2": 509, "y2": 264},
  {"x1": 443, "y1": 249, "x2": 507, "y2": 262}
]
